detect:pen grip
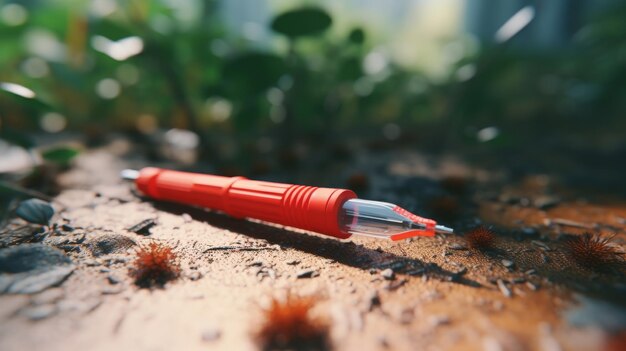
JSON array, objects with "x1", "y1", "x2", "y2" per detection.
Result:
[{"x1": 136, "y1": 167, "x2": 356, "y2": 239}]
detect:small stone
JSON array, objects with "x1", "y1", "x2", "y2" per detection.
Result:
[
  {"x1": 84, "y1": 259, "x2": 100, "y2": 267},
  {"x1": 526, "y1": 282, "x2": 538, "y2": 291},
  {"x1": 127, "y1": 218, "x2": 157, "y2": 236},
  {"x1": 61, "y1": 224, "x2": 75, "y2": 232},
  {"x1": 531, "y1": 240, "x2": 551, "y2": 250},
  {"x1": 20, "y1": 304, "x2": 57, "y2": 320},
  {"x1": 182, "y1": 213, "x2": 192, "y2": 223},
  {"x1": 107, "y1": 275, "x2": 121, "y2": 285},
  {"x1": 381, "y1": 268, "x2": 395, "y2": 280},
  {"x1": 188, "y1": 271, "x2": 202, "y2": 281},
  {"x1": 296, "y1": 269, "x2": 318, "y2": 279},
  {"x1": 399, "y1": 308, "x2": 414, "y2": 324},
  {"x1": 201, "y1": 328, "x2": 221, "y2": 342},
  {"x1": 101, "y1": 286, "x2": 123, "y2": 295},
  {"x1": 248, "y1": 261, "x2": 264, "y2": 267},
  {"x1": 429, "y1": 315, "x2": 450, "y2": 327},
  {"x1": 449, "y1": 243, "x2": 467, "y2": 250},
  {"x1": 497, "y1": 279, "x2": 512, "y2": 298},
  {"x1": 525, "y1": 269, "x2": 536, "y2": 275},
  {"x1": 501, "y1": 260, "x2": 514, "y2": 268},
  {"x1": 286, "y1": 260, "x2": 300, "y2": 265}
]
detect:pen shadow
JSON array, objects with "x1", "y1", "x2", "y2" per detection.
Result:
[{"x1": 154, "y1": 201, "x2": 481, "y2": 288}]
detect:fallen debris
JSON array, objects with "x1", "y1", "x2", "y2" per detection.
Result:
[
  {"x1": 497, "y1": 279, "x2": 512, "y2": 298},
  {"x1": 296, "y1": 269, "x2": 319, "y2": 279},
  {"x1": 0, "y1": 244, "x2": 75, "y2": 294},
  {"x1": 127, "y1": 218, "x2": 157, "y2": 236}
]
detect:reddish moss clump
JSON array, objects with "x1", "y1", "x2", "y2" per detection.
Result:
[
  {"x1": 566, "y1": 233, "x2": 623, "y2": 270},
  {"x1": 254, "y1": 294, "x2": 331, "y2": 351},
  {"x1": 130, "y1": 242, "x2": 180, "y2": 288},
  {"x1": 465, "y1": 226, "x2": 496, "y2": 250}
]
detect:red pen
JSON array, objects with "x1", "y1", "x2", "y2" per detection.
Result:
[{"x1": 121, "y1": 168, "x2": 453, "y2": 241}]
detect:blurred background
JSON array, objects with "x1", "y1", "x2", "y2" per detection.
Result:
[{"x1": 1, "y1": 0, "x2": 626, "y2": 196}]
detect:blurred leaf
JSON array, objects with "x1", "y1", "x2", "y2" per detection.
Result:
[
  {"x1": 0, "y1": 82, "x2": 51, "y2": 111},
  {"x1": 271, "y1": 7, "x2": 332, "y2": 38},
  {"x1": 224, "y1": 52, "x2": 285, "y2": 93},
  {"x1": 15, "y1": 198, "x2": 54, "y2": 225},
  {"x1": 348, "y1": 28, "x2": 365, "y2": 45},
  {"x1": 338, "y1": 56, "x2": 363, "y2": 81},
  {"x1": 0, "y1": 131, "x2": 35, "y2": 149},
  {"x1": 42, "y1": 147, "x2": 79, "y2": 166}
]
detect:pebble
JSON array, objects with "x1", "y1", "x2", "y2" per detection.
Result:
[
  {"x1": 286, "y1": 260, "x2": 300, "y2": 265},
  {"x1": 526, "y1": 282, "x2": 538, "y2": 291},
  {"x1": 84, "y1": 259, "x2": 100, "y2": 267},
  {"x1": 381, "y1": 269, "x2": 395, "y2": 280},
  {"x1": 182, "y1": 213, "x2": 192, "y2": 223},
  {"x1": 20, "y1": 304, "x2": 57, "y2": 321},
  {"x1": 248, "y1": 261, "x2": 264, "y2": 267},
  {"x1": 101, "y1": 286, "x2": 123, "y2": 295},
  {"x1": 127, "y1": 218, "x2": 157, "y2": 235},
  {"x1": 296, "y1": 269, "x2": 319, "y2": 279},
  {"x1": 201, "y1": 328, "x2": 221, "y2": 342},
  {"x1": 501, "y1": 260, "x2": 514, "y2": 268},
  {"x1": 61, "y1": 224, "x2": 75, "y2": 232},
  {"x1": 188, "y1": 271, "x2": 202, "y2": 281},
  {"x1": 107, "y1": 275, "x2": 121, "y2": 285},
  {"x1": 497, "y1": 279, "x2": 512, "y2": 298},
  {"x1": 449, "y1": 243, "x2": 467, "y2": 250},
  {"x1": 531, "y1": 240, "x2": 552, "y2": 251},
  {"x1": 429, "y1": 315, "x2": 451, "y2": 327},
  {"x1": 398, "y1": 308, "x2": 414, "y2": 324}
]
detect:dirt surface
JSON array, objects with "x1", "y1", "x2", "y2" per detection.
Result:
[{"x1": 1, "y1": 142, "x2": 625, "y2": 351}]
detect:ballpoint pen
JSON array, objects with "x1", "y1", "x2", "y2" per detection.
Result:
[{"x1": 121, "y1": 168, "x2": 453, "y2": 241}]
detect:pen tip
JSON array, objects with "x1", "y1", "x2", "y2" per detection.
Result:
[
  {"x1": 120, "y1": 169, "x2": 140, "y2": 181},
  {"x1": 435, "y1": 224, "x2": 454, "y2": 234}
]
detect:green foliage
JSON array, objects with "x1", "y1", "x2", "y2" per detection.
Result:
[
  {"x1": 0, "y1": 0, "x2": 624, "y2": 163},
  {"x1": 42, "y1": 147, "x2": 79, "y2": 166},
  {"x1": 271, "y1": 7, "x2": 332, "y2": 38}
]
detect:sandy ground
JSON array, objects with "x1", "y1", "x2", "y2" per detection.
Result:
[{"x1": 0, "y1": 143, "x2": 625, "y2": 351}]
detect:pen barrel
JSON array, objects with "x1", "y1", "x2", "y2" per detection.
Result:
[{"x1": 136, "y1": 167, "x2": 356, "y2": 239}]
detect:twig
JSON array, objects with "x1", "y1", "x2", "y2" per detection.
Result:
[
  {"x1": 0, "y1": 180, "x2": 58, "y2": 204},
  {"x1": 203, "y1": 245, "x2": 279, "y2": 253}
]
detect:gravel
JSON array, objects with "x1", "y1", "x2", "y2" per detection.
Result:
[{"x1": 381, "y1": 268, "x2": 395, "y2": 280}]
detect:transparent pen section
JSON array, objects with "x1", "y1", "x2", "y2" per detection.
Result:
[{"x1": 338, "y1": 199, "x2": 437, "y2": 240}]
